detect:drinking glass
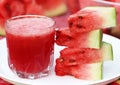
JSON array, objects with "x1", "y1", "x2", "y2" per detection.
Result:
[{"x1": 5, "y1": 15, "x2": 55, "y2": 79}]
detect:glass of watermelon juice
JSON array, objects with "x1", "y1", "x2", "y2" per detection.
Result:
[
  {"x1": 79, "y1": 0, "x2": 120, "y2": 38},
  {"x1": 5, "y1": 15, "x2": 55, "y2": 79}
]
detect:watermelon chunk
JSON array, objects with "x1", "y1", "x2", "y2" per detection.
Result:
[
  {"x1": 55, "y1": 59, "x2": 103, "y2": 81},
  {"x1": 56, "y1": 28, "x2": 102, "y2": 48},
  {"x1": 58, "y1": 42, "x2": 113, "y2": 66},
  {"x1": 68, "y1": 7, "x2": 116, "y2": 33}
]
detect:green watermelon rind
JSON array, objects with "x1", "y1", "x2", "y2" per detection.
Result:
[
  {"x1": 71, "y1": 62, "x2": 103, "y2": 81},
  {"x1": 82, "y1": 7, "x2": 116, "y2": 28},
  {"x1": 0, "y1": 26, "x2": 5, "y2": 36},
  {"x1": 101, "y1": 42, "x2": 113, "y2": 61},
  {"x1": 88, "y1": 29, "x2": 103, "y2": 49},
  {"x1": 89, "y1": 62, "x2": 103, "y2": 81}
]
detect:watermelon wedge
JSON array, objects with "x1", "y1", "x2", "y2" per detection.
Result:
[
  {"x1": 58, "y1": 42, "x2": 113, "y2": 66},
  {"x1": 68, "y1": 7, "x2": 116, "y2": 33},
  {"x1": 56, "y1": 28, "x2": 102, "y2": 48},
  {"x1": 55, "y1": 60, "x2": 103, "y2": 81}
]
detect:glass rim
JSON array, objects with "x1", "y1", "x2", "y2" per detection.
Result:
[{"x1": 6, "y1": 15, "x2": 56, "y2": 28}]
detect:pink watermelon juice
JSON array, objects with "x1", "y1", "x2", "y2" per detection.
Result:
[
  {"x1": 79, "y1": 0, "x2": 120, "y2": 38},
  {"x1": 5, "y1": 15, "x2": 55, "y2": 79}
]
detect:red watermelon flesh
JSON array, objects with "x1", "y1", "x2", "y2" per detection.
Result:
[
  {"x1": 59, "y1": 48, "x2": 102, "y2": 65},
  {"x1": 56, "y1": 28, "x2": 102, "y2": 48},
  {"x1": 55, "y1": 58, "x2": 70, "y2": 76},
  {"x1": 56, "y1": 28, "x2": 73, "y2": 46},
  {"x1": 68, "y1": 10, "x2": 103, "y2": 33}
]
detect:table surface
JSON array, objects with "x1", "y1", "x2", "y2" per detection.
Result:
[{"x1": 0, "y1": 13, "x2": 120, "y2": 85}]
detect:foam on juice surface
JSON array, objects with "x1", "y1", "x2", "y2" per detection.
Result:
[{"x1": 6, "y1": 17, "x2": 55, "y2": 36}]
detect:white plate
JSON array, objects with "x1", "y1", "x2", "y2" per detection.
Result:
[{"x1": 0, "y1": 34, "x2": 120, "y2": 85}]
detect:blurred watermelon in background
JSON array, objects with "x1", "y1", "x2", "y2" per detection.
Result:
[
  {"x1": 0, "y1": 0, "x2": 68, "y2": 36},
  {"x1": 65, "y1": 0, "x2": 80, "y2": 13}
]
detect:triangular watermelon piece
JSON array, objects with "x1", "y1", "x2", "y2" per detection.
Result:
[
  {"x1": 56, "y1": 28, "x2": 102, "y2": 49},
  {"x1": 68, "y1": 7, "x2": 116, "y2": 33}
]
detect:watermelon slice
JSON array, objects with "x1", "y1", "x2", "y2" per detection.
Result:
[
  {"x1": 56, "y1": 28, "x2": 102, "y2": 48},
  {"x1": 68, "y1": 7, "x2": 116, "y2": 33},
  {"x1": 55, "y1": 59, "x2": 103, "y2": 81},
  {"x1": 58, "y1": 42, "x2": 113, "y2": 66}
]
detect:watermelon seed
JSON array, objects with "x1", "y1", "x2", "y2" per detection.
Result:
[
  {"x1": 66, "y1": 36, "x2": 72, "y2": 41},
  {"x1": 69, "y1": 22, "x2": 73, "y2": 27},
  {"x1": 76, "y1": 24, "x2": 83, "y2": 28},
  {"x1": 79, "y1": 50, "x2": 85, "y2": 54},
  {"x1": 78, "y1": 16, "x2": 83, "y2": 19},
  {"x1": 56, "y1": 30, "x2": 61, "y2": 34},
  {"x1": 69, "y1": 59, "x2": 76, "y2": 63}
]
